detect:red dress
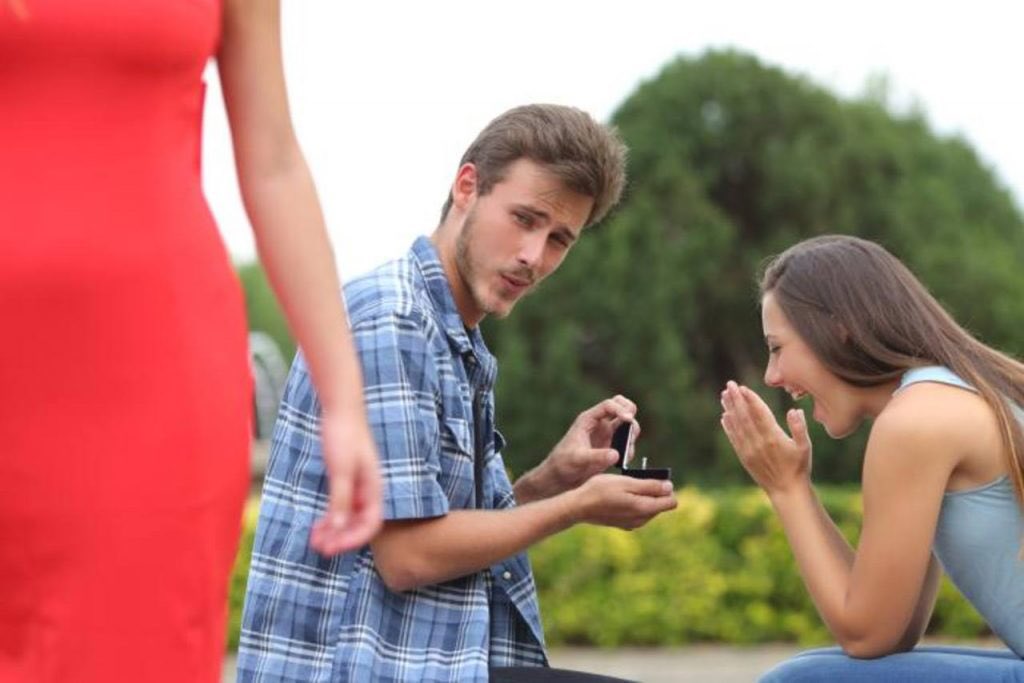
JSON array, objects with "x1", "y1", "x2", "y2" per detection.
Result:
[{"x1": 0, "y1": 2, "x2": 250, "y2": 681}]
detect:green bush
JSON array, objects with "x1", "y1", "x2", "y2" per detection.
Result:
[
  {"x1": 483, "y1": 50, "x2": 1024, "y2": 484},
  {"x1": 226, "y1": 499, "x2": 259, "y2": 652},
  {"x1": 237, "y1": 262, "x2": 295, "y2": 360},
  {"x1": 226, "y1": 485, "x2": 989, "y2": 650}
]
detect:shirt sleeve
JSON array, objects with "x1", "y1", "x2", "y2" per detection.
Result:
[{"x1": 352, "y1": 308, "x2": 450, "y2": 521}]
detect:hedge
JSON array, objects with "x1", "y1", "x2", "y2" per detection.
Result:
[{"x1": 226, "y1": 486, "x2": 988, "y2": 650}]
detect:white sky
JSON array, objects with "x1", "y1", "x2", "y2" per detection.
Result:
[{"x1": 202, "y1": 0, "x2": 1024, "y2": 279}]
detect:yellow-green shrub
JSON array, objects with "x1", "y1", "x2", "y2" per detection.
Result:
[
  {"x1": 226, "y1": 499, "x2": 259, "y2": 652},
  {"x1": 226, "y1": 486, "x2": 989, "y2": 650}
]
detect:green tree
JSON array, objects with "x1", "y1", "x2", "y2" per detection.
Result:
[
  {"x1": 237, "y1": 262, "x2": 295, "y2": 361},
  {"x1": 485, "y1": 50, "x2": 1024, "y2": 482}
]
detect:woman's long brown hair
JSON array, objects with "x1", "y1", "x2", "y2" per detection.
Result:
[{"x1": 761, "y1": 235, "x2": 1024, "y2": 509}]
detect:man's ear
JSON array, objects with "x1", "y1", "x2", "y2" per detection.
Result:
[{"x1": 451, "y1": 163, "x2": 478, "y2": 211}]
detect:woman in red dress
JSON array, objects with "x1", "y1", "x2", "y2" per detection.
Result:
[{"x1": 0, "y1": 1, "x2": 382, "y2": 681}]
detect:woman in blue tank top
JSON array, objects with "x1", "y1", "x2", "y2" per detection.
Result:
[{"x1": 719, "y1": 235, "x2": 1024, "y2": 682}]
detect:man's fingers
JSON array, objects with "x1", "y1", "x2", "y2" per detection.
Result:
[
  {"x1": 582, "y1": 394, "x2": 637, "y2": 425},
  {"x1": 624, "y1": 477, "x2": 674, "y2": 496},
  {"x1": 610, "y1": 394, "x2": 637, "y2": 418},
  {"x1": 643, "y1": 492, "x2": 679, "y2": 514},
  {"x1": 630, "y1": 420, "x2": 643, "y2": 440},
  {"x1": 626, "y1": 490, "x2": 678, "y2": 527},
  {"x1": 568, "y1": 448, "x2": 619, "y2": 472}
]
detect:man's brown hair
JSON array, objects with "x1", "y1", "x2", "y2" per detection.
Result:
[{"x1": 440, "y1": 104, "x2": 628, "y2": 228}]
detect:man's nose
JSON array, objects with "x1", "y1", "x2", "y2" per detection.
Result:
[{"x1": 517, "y1": 231, "x2": 546, "y2": 269}]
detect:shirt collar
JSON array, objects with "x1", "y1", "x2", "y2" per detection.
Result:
[{"x1": 410, "y1": 236, "x2": 497, "y2": 387}]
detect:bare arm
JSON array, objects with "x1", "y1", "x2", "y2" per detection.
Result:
[
  {"x1": 722, "y1": 383, "x2": 954, "y2": 657},
  {"x1": 218, "y1": 0, "x2": 381, "y2": 553},
  {"x1": 372, "y1": 474, "x2": 676, "y2": 592},
  {"x1": 898, "y1": 554, "x2": 942, "y2": 650},
  {"x1": 770, "y1": 482, "x2": 942, "y2": 652},
  {"x1": 768, "y1": 469, "x2": 943, "y2": 656}
]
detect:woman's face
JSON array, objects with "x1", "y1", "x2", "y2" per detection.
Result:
[{"x1": 761, "y1": 292, "x2": 863, "y2": 438}]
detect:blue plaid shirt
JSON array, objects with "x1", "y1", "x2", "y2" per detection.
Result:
[{"x1": 237, "y1": 237, "x2": 547, "y2": 682}]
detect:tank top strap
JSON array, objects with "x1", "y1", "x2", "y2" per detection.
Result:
[{"x1": 898, "y1": 365, "x2": 976, "y2": 393}]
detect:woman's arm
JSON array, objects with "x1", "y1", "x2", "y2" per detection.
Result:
[
  {"x1": 217, "y1": 0, "x2": 381, "y2": 554},
  {"x1": 898, "y1": 553, "x2": 942, "y2": 650},
  {"x1": 768, "y1": 489, "x2": 941, "y2": 651},
  {"x1": 722, "y1": 383, "x2": 955, "y2": 657}
]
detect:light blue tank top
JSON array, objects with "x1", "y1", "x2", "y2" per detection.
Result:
[{"x1": 898, "y1": 366, "x2": 1024, "y2": 657}]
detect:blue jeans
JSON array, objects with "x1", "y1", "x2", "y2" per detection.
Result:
[{"x1": 759, "y1": 646, "x2": 1024, "y2": 682}]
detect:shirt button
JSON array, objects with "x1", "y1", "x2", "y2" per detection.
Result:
[{"x1": 502, "y1": 571, "x2": 512, "y2": 581}]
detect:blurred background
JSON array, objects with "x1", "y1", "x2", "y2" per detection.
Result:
[{"x1": 217, "y1": 1, "x2": 1024, "y2": 678}]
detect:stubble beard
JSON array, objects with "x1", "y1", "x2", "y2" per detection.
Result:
[
  {"x1": 454, "y1": 209, "x2": 497, "y2": 318},
  {"x1": 455, "y1": 209, "x2": 539, "y2": 320}
]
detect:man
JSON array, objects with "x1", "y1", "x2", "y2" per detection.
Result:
[{"x1": 238, "y1": 104, "x2": 677, "y2": 682}]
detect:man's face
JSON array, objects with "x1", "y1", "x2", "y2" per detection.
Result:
[{"x1": 452, "y1": 158, "x2": 594, "y2": 324}]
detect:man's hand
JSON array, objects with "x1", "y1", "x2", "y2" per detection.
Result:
[
  {"x1": 570, "y1": 474, "x2": 677, "y2": 529},
  {"x1": 515, "y1": 395, "x2": 640, "y2": 504},
  {"x1": 310, "y1": 409, "x2": 384, "y2": 555}
]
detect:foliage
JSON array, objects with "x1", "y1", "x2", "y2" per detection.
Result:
[
  {"x1": 225, "y1": 486, "x2": 990, "y2": 650},
  {"x1": 225, "y1": 499, "x2": 259, "y2": 652},
  {"x1": 483, "y1": 49, "x2": 1024, "y2": 483},
  {"x1": 237, "y1": 262, "x2": 295, "y2": 361}
]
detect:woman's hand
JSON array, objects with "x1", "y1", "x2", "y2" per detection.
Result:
[
  {"x1": 720, "y1": 381, "x2": 812, "y2": 497},
  {"x1": 310, "y1": 409, "x2": 383, "y2": 555}
]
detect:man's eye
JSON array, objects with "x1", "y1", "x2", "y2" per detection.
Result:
[
  {"x1": 768, "y1": 346, "x2": 781, "y2": 355},
  {"x1": 514, "y1": 212, "x2": 532, "y2": 226}
]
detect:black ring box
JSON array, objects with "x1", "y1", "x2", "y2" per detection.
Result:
[{"x1": 611, "y1": 422, "x2": 671, "y2": 481}]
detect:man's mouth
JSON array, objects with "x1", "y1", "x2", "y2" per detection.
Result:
[{"x1": 500, "y1": 273, "x2": 532, "y2": 292}]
